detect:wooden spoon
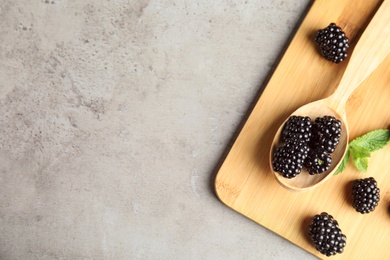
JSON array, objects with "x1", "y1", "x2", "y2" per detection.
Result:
[{"x1": 270, "y1": 0, "x2": 390, "y2": 192}]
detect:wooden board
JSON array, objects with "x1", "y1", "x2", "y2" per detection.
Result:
[{"x1": 214, "y1": 0, "x2": 390, "y2": 259}]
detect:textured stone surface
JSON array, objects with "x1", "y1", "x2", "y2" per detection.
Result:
[{"x1": 0, "y1": 0, "x2": 315, "y2": 259}]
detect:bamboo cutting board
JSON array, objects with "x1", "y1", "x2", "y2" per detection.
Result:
[{"x1": 214, "y1": 0, "x2": 390, "y2": 259}]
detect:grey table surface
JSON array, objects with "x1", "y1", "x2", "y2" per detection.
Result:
[{"x1": 0, "y1": 0, "x2": 317, "y2": 259}]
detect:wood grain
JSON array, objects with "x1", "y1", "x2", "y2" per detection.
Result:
[{"x1": 214, "y1": 0, "x2": 390, "y2": 259}]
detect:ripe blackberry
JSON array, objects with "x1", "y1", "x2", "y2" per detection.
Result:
[
  {"x1": 311, "y1": 116, "x2": 342, "y2": 153},
  {"x1": 352, "y1": 177, "x2": 380, "y2": 214},
  {"x1": 272, "y1": 137, "x2": 309, "y2": 178},
  {"x1": 315, "y1": 23, "x2": 349, "y2": 63},
  {"x1": 282, "y1": 116, "x2": 312, "y2": 142},
  {"x1": 304, "y1": 147, "x2": 332, "y2": 175},
  {"x1": 308, "y1": 212, "x2": 347, "y2": 257}
]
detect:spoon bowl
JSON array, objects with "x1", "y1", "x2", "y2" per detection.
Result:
[
  {"x1": 269, "y1": 0, "x2": 390, "y2": 192},
  {"x1": 270, "y1": 100, "x2": 349, "y2": 192}
]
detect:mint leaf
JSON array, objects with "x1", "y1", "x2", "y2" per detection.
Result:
[
  {"x1": 331, "y1": 129, "x2": 389, "y2": 175},
  {"x1": 352, "y1": 156, "x2": 369, "y2": 172},
  {"x1": 350, "y1": 144, "x2": 370, "y2": 172},
  {"x1": 334, "y1": 147, "x2": 350, "y2": 175},
  {"x1": 349, "y1": 129, "x2": 390, "y2": 152},
  {"x1": 350, "y1": 143, "x2": 371, "y2": 158}
]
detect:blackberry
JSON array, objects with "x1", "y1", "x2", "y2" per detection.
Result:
[
  {"x1": 352, "y1": 177, "x2": 380, "y2": 214},
  {"x1": 282, "y1": 116, "x2": 312, "y2": 142},
  {"x1": 308, "y1": 212, "x2": 347, "y2": 257},
  {"x1": 315, "y1": 23, "x2": 349, "y2": 63},
  {"x1": 311, "y1": 116, "x2": 342, "y2": 153},
  {"x1": 304, "y1": 147, "x2": 332, "y2": 175},
  {"x1": 272, "y1": 137, "x2": 309, "y2": 178}
]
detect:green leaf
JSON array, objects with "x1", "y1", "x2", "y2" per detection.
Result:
[
  {"x1": 350, "y1": 143, "x2": 371, "y2": 158},
  {"x1": 349, "y1": 129, "x2": 390, "y2": 152},
  {"x1": 352, "y1": 156, "x2": 369, "y2": 172},
  {"x1": 350, "y1": 144, "x2": 370, "y2": 172},
  {"x1": 332, "y1": 129, "x2": 390, "y2": 175},
  {"x1": 334, "y1": 147, "x2": 350, "y2": 175}
]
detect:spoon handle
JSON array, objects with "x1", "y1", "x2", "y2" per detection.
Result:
[{"x1": 329, "y1": 0, "x2": 390, "y2": 110}]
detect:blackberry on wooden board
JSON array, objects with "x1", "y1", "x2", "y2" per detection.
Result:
[
  {"x1": 311, "y1": 116, "x2": 342, "y2": 153},
  {"x1": 352, "y1": 177, "x2": 380, "y2": 214},
  {"x1": 315, "y1": 23, "x2": 349, "y2": 63},
  {"x1": 308, "y1": 212, "x2": 347, "y2": 257},
  {"x1": 282, "y1": 115, "x2": 313, "y2": 142},
  {"x1": 272, "y1": 137, "x2": 309, "y2": 179}
]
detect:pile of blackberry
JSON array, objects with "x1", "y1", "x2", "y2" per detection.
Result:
[
  {"x1": 272, "y1": 115, "x2": 342, "y2": 177},
  {"x1": 308, "y1": 212, "x2": 347, "y2": 257},
  {"x1": 272, "y1": 138, "x2": 309, "y2": 178},
  {"x1": 311, "y1": 116, "x2": 342, "y2": 153},
  {"x1": 305, "y1": 116, "x2": 342, "y2": 175},
  {"x1": 282, "y1": 116, "x2": 312, "y2": 142},
  {"x1": 352, "y1": 177, "x2": 380, "y2": 214},
  {"x1": 315, "y1": 23, "x2": 349, "y2": 63},
  {"x1": 272, "y1": 116, "x2": 312, "y2": 178},
  {"x1": 304, "y1": 147, "x2": 332, "y2": 175}
]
